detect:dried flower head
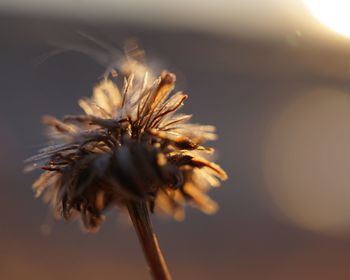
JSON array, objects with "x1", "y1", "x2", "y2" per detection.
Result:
[{"x1": 26, "y1": 54, "x2": 227, "y2": 232}]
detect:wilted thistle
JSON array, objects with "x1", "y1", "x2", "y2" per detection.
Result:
[{"x1": 26, "y1": 51, "x2": 227, "y2": 280}]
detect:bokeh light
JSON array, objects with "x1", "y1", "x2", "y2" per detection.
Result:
[{"x1": 263, "y1": 88, "x2": 350, "y2": 235}]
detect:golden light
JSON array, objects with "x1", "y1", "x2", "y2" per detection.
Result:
[
  {"x1": 263, "y1": 88, "x2": 350, "y2": 235},
  {"x1": 304, "y1": 0, "x2": 350, "y2": 37}
]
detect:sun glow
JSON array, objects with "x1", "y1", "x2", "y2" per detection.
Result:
[{"x1": 304, "y1": 0, "x2": 350, "y2": 37}]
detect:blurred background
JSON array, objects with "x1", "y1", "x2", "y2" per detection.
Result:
[{"x1": 2, "y1": 0, "x2": 350, "y2": 279}]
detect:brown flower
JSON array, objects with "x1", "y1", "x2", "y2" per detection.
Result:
[{"x1": 26, "y1": 56, "x2": 227, "y2": 232}]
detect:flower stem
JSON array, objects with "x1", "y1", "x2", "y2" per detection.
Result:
[{"x1": 127, "y1": 201, "x2": 172, "y2": 280}]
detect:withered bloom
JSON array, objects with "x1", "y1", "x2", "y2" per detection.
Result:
[{"x1": 26, "y1": 54, "x2": 227, "y2": 280}]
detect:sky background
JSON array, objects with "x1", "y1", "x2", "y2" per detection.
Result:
[{"x1": 0, "y1": 0, "x2": 331, "y2": 38}]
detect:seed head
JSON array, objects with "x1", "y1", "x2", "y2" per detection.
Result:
[{"x1": 26, "y1": 55, "x2": 227, "y2": 231}]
